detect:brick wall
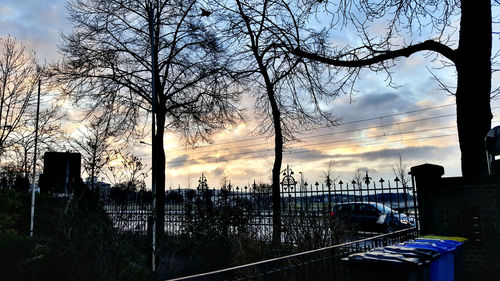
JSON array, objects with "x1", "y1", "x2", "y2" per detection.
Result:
[{"x1": 411, "y1": 164, "x2": 500, "y2": 279}]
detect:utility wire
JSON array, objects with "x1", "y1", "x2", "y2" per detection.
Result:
[
  {"x1": 166, "y1": 103, "x2": 457, "y2": 152},
  {"x1": 135, "y1": 113, "x2": 500, "y2": 162},
  {"x1": 135, "y1": 106, "x2": 500, "y2": 162},
  {"x1": 165, "y1": 117, "x2": 500, "y2": 167},
  {"x1": 167, "y1": 133, "x2": 458, "y2": 168},
  {"x1": 166, "y1": 113, "x2": 457, "y2": 156},
  {"x1": 165, "y1": 126, "x2": 458, "y2": 166},
  {"x1": 166, "y1": 105, "x2": 500, "y2": 156}
]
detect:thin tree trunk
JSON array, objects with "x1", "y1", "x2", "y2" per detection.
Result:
[
  {"x1": 259, "y1": 61, "x2": 283, "y2": 244},
  {"x1": 91, "y1": 154, "x2": 96, "y2": 190},
  {"x1": 24, "y1": 146, "x2": 28, "y2": 177},
  {"x1": 270, "y1": 95, "x2": 283, "y2": 245},
  {"x1": 0, "y1": 78, "x2": 7, "y2": 146},
  {"x1": 155, "y1": 108, "x2": 166, "y2": 239},
  {"x1": 456, "y1": 0, "x2": 492, "y2": 177}
]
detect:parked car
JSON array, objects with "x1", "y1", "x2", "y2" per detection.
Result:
[{"x1": 331, "y1": 202, "x2": 414, "y2": 233}]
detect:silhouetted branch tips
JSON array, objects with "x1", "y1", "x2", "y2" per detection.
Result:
[{"x1": 200, "y1": 8, "x2": 212, "y2": 17}]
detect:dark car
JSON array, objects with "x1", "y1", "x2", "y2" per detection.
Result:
[{"x1": 331, "y1": 202, "x2": 413, "y2": 233}]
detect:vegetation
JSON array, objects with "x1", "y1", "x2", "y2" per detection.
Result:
[
  {"x1": 292, "y1": 0, "x2": 495, "y2": 177},
  {"x1": 53, "y1": 0, "x2": 242, "y2": 240},
  {"x1": 213, "y1": 0, "x2": 341, "y2": 243},
  {"x1": 0, "y1": 189, "x2": 151, "y2": 281},
  {"x1": 0, "y1": 36, "x2": 63, "y2": 181},
  {"x1": 154, "y1": 186, "x2": 356, "y2": 279},
  {"x1": 0, "y1": 0, "x2": 497, "y2": 279}
]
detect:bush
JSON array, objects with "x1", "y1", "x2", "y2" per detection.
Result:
[
  {"x1": 0, "y1": 234, "x2": 47, "y2": 281},
  {"x1": 155, "y1": 190, "x2": 297, "y2": 280},
  {"x1": 282, "y1": 211, "x2": 357, "y2": 251},
  {"x1": 0, "y1": 190, "x2": 30, "y2": 235},
  {"x1": 0, "y1": 189, "x2": 151, "y2": 281}
]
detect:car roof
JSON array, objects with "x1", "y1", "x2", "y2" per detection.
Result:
[
  {"x1": 333, "y1": 202, "x2": 394, "y2": 211},
  {"x1": 334, "y1": 202, "x2": 379, "y2": 206}
]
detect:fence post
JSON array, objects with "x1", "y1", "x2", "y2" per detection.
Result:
[{"x1": 410, "y1": 163, "x2": 444, "y2": 235}]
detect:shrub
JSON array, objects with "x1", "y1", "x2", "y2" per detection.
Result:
[{"x1": 0, "y1": 189, "x2": 151, "y2": 281}]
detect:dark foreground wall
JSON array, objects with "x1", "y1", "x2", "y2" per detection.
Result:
[{"x1": 411, "y1": 164, "x2": 500, "y2": 279}]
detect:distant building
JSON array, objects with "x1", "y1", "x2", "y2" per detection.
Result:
[
  {"x1": 85, "y1": 176, "x2": 111, "y2": 197},
  {"x1": 38, "y1": 152, "x2": 81, "y2": 194}
]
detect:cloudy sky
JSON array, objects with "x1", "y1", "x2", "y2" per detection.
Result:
[{"x1": 1, "y1": 0, "x2": 499, "y2": 189}]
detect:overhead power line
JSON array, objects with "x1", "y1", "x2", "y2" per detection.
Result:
[
  {"x1": 167, "y1": 133, "x2": 458, "y2": 168},
  {"x1": 165, "y1": 117, "x2": 500, "y2": 168},
  {"x1": 169, "y1": 113, "x2": 458, "y2": 156},
  {"x1": 166, "y1": 103, "x2": 457, "y2": 152},
  {"x1": 165, "y1": 125, "x2": 459, "y2": 166},
  {"x1": 135, "y1": 106, "x2": 500, "y2": 165}
]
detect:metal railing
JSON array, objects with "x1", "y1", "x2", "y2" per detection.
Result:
[
  {"x1": 168, "y1": 227, "x2": 418, "y2": 281},
  {"x1": 100, "y1": 170, "x2": 418, "y2": 241}
]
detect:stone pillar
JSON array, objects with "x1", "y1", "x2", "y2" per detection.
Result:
[{"x1": 410, "y1": 163, "x2": 445, "y2": 235}]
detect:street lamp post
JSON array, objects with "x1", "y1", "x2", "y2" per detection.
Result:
[{"x1": 29, "y1": 79, "x2": 41, "y2": 236}]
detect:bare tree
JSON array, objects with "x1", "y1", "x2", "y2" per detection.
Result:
[
  {"x1": 392, "y1": 154, "x2": 411, "y2": 190},
  {"x1": 213, "y1": 0, "x2": 339, "y2": 243},
  {"x1": 105, "y1": 149, "x2": 149, "y2": 191},
  {"x1": 10, "y1": 103, "x2": 63, "y2": 178},
  {"x1": 52, "y1": 0, "x2": 241, "y2": 237},
  {"x1": 292, "y1": 1, "x2": 495, "y2": 177},
  {"x1": 323, "y1": 160, "x2": 339, "y2": 188},
  {"x1": 0, "y1": 36, "x2": 42, "y2": 158},
  {"x1": 351, "y1": 168, "x2": 363, "y2": 192},
  {"x1": 68, "y1": 114, "x2": 116, "y2": 190},
  {"x1": 220, "y1": 175, "x2": 229, "y2": 190}
]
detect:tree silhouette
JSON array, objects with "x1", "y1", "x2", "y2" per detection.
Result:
[
  {"x1": 10, "y1": 102, "x2": 62, "y2": 179},
  {"x1": 68, "y1": 113, "x2": 116, "y2": 190},
  {"x1": 52, "y1": 0, "x2": 241, "y2": 237},
  {"x1": 213, "y1": 0, "x2": 339, "y2": 243},
  {"x1": 292, "y1": 1, "x2": 495, "y2": 177},
  {"x1": 105, "y1": 149, "x2": 149, "y2": 190},
  {"x1": 0, "y1": 37, "x2": 42, "y2": 158}
]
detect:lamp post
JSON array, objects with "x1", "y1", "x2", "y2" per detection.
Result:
[{"x1": 29, "y1": 79, "x2": 41, "y2": 237}]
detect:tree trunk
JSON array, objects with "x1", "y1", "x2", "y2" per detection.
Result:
[
  {"x1": 262, "y1": 75, "x2": 283, "y2": 244},
  {"x1": 24, "y1": 147, "x2": 28, "y2": 177},
  {"x1": 91, "y1": 153, "x2": 96, "y2": 190},
  {"x1": 155, "y1": 108, "x2": 166, "y2": 239},
  {"x1": 271, "y1": 99, "x2": 283, "y2": 245},
  {"x1": 255, "y1": 56, "x2": 283, "y2": 243},
  {"x1": 455, "y1": 0, "x2": 492, "y2": 177}
]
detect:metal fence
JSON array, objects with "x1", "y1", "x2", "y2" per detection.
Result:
[
  {"x1": 168, "y1": 227, "x2": 418, "y2": 281},
  {"x1": 100, "y1": 167, "x2": 418, "y2": 243}
]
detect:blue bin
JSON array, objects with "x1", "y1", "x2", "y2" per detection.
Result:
[
  {"x1": 399, "y1": 241, "x2": 457, "y2": 281},
  {"x1": 415, "y1": 238, "x2": 464, "y2": 281},
  {"x1": 343, "y1": 251, "x2": 428, "y2": 281},
  {"x1": 372, "y1": 246, "x2": 440, "y2": 281}
]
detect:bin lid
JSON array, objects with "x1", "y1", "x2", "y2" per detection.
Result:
[
  {"x1": 379, "y1": 245, "x2": 440, "y2": 261},
  {"x1": 398, "y1": 242, "x2": 455, "y2": 253},
  {"x1": 420, "y1": 235, "x2": 468, "y2": 243},
  {"x1": 365, "y1": 251, "x2": 421, "y2": 264},
  {"x1": 416, "y1": 238, "x2": 464, "y2": 247},
  {"x1": 345, "y1": 251, "x2": 424, "y2": 269},
  {"x1": 408, "y1": 240, "x2": 457, "y2": 252}
]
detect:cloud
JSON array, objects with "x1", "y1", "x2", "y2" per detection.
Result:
[
  {"x1": 0, "y1": 0, "x2": 70, "y2": 63},
  {"x1": 167, "y1": 154, "x2": 194, "y2": 167},
  {"x1": 357, "y1": 93, "x2": 401, "y2": 107},
  {"x1": 0, "y1": 5, "x2": 12, "y2": 15},
  {"x1": 327, "y1": 145, "x2": 455, "y2": 163},
  {"x1": 285, "y1": 148, "x2": 329, "y2": 161},
  {"x1": 212, "y1": 167, "x2": 225, "y2": 177}
]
